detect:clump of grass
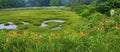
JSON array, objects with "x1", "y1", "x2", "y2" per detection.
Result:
[
  {"x1": 13, "y1": 22, "x2": 22, "y2": 25},
  {"x1": 4, "y1": 23, "x2": 10, "y2": 26},
  {"x1": 32, "y1": 22, "x2": 41, "y2": 26},
  {"x1": 46, "y1": 22, "x2": 63, "y2": 28},
  {"x1": 18, "y1": 24, "x2": 34, "y2": 30}
]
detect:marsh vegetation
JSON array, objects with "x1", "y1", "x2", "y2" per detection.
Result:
[{"x1": 0, "y1": 0, "x2": 120, "y2": 52}]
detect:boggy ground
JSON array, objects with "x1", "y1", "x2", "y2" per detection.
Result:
[
  {"x1": 0, "y1": 7, "x2": 120, "y2": 52},
  {"x1": 0, "y1": 8, "x2": 80, "y2": 32}
]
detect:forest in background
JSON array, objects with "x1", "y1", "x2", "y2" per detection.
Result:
[{"x1": 0, "y1": 0, "x2": 93, "y2": 8}]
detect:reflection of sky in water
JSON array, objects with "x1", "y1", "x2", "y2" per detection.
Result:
[
  {"x1": 0, "y1": 22, "x2": 30, "y2": 29},
  {"x1": 44, "y1": 20, "x2": 65, "y2": 23},
  {"x1": 41, "y1": 20, "x2": 64, "y2": 30},
  {"x1": 7, "y1": 22, "x2": 14, "y2": 25},
  {"x1": 0, "y1": 20, "x2": 64, "y2": 30},
  {"x1": 50, "y1": 25, "x2": 62, "y2": 30},
  {"x1": 0, "y1": 24, "x2": 17, "y2": 29},
  {"x1": 21, "y1": 22, "x2": 29, "y2": 24},
  {"x1": 41, "y1": 22, "x2": 48, "y2": 27},
  {"x1": 41, "y1": 20, "x2": 64, "y2": 27}
]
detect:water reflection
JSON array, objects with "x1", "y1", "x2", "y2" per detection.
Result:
[
  {"x1": 41, "y1": 20, "x2": 65, "y2": 30},
  {"x1": 0, "y1": 20, "x2": 64, "y2": 30},
  {"x1": 21, "y1": 21, "x2": 29, "y2": 24},
  {"x1": 41, "y1": 20, "x2": 64, "y2": 27},
  {"x1": 0, "y1": 22, "x2": 17, "y2": 29},
  {"x1": 50, "y1": 25, "x2": 62, "y2": 30}
]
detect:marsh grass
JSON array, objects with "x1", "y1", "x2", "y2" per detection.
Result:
[
  {"x1": 0, "y1": 9, "x2": 79, "y2": 30},
  {"x1": 0, "y1": 7, "x2": 120, "y2": 52},
  {"x1": 46, "y1": 22, "x2": 63, "y2": 28}
]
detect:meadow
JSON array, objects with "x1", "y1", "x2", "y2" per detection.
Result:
[{"x1": 0, "y1": 7, "x2": 120, "y2": 52}]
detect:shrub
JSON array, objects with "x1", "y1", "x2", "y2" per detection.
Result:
[
  {"x1": 73, "y1": 5, "x2": 96, "y2": 17},
  {"x1": 96, "y1": 0, "x2": 120, "y2": 16},
  {"x1": 114, "y1": 8, "x2": 120, "y2": 16}
]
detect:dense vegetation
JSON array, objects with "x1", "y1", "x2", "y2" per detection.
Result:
[
  {"x1": 0, "y1": 0, "x2": 93, "y2": 8},
  {"x1": 0, "y1": 0, "x2": 25, "y2": 8},
  {"x1": 0, "y1": 0, "x2": 120, "y2": 52},
  {"x1": 0, "y1": 0, "x2": 75, "y2": 8},
  {"x1": 96, "y1": 0, "x2": 120, "y2": 15}
]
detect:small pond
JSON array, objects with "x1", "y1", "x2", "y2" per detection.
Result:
[
  {"x1": 41, "y1": 20, "x2": 64, "y2": 27},
  {"x1": 50, "y1": 25, "x2": 62, "y2": 30},
  {"x1": 0, "y1": 21, "x2": 29, "y2": 29},
  {"x1": 40, "y1": 20, "x2": 65, "y2": 30},
  {"x1": 0, "y1": 20, "x2": 65, "y2": 30},
  {"x1": 0, "y1": 22, "x2": 17, "y2": 29}
]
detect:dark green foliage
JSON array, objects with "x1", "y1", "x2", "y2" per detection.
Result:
[
  {"x1": 73, "y1": 5, "x2": 96, "y2": 17},
  {"x1": 0, "y1": 0, "x2": 25, "y2": 8},
  {"x1": 96, "y1": 0, "x2": 120, "y2": 15},
  {"x1": 50, "y1": 0, "x2": 59, "y2": 6},
  {"x1": 0, "y1": 0, "x2": 76, "y2": 8},
  {"x1": 28, "y1": 0, "x2": 74, "y2": 6},
  {"x1": 29, "y1": 0, "x2": 50, "y2": 6}
]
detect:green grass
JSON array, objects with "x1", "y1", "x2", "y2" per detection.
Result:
[
  {"x1": 0, "y1": 7, "x2": 120, "y2": 52},
  {"x1": 0, "y1": 9, "x2": 80, "y2": 31}
]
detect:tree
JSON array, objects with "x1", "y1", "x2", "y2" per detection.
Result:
[
  {"x1": 0, "y1": 0, "x2": 25, "y2": 8},
  {"x1": 28, "y1": 0, "x2": 50, "y2": 6},
  {"x1": 0, "y1": 0, "x2": 9, "y2": 8},
  {"x1": 7, "y1": 0, "x2": 25, "y2": 7},
  {"x1": 70, "y1": 0, "x2": 92, "y2": 10},
  {"x1": 50, "y1": 0, "x2": 59, "y2": 6}
]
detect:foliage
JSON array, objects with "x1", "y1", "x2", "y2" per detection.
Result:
[
  {"x1": 0, "y1": 0, "x2": 25, "y2": 8},
  {"x1": 0, "y1": 7, "x2": 120, "y2": 51},
  {"x1": 0, "y1": 13, "x2": 120, "y2": 51},
  {"x1": 0, "y1": 0, "x2": 120, "y2": 51},
  {"x1": 73, "y1": 5, "x2": 96, "y2": 17},
  {"x1": 50, "y1": 0, "x2": 59, "y2": 6},
  {"x1": 96, "y1": 0, "x2": 120, "y2": 15}
]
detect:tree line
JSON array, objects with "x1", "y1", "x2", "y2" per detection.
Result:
[
  {"x1": 1, "y1": 0, "x2": 118, "y2": 9},
  {"x1": 0, "y1": 0, "x2": 94, "y2": 8},
  {"x1": 0, "y1": 0, "x2": 25, "y2": 8},
  {"x1": 0, "y1": 0, "x2": 75, "y2": 8}
]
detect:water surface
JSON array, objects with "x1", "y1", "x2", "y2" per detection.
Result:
[
  {"x1": 0, "y1": 22, "x2": 17, "y2": 29},
  {"x1": 41, "y1": 20, "x2": 65, "y2": 30}
]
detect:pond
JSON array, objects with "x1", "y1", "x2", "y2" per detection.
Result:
[
  {"x1": 0, "y1": 22, "x2": 17, "y2": 29},
  {"x1": 41, "y1": 20, "x2": 64, "y2": 27},
  {"x1": 0, "y1": 21, "x2": 29, "y2": 29},
  {"x1": 40, "y1": 20, "x2": 65, "y2": 30},
  {"x1": 0, "y1": 20, "x2": 65, "y2": 30},
  {"x1": 50, "y1": 25, "x2": 62, "y2": 30}
]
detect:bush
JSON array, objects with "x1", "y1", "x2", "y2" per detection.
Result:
[
  {"x1": 73, "y1": 5, "x2": 96, "y2": 17},
  {"x1": 114, "y1": 8, "x2": 120, "y2": 16},
  {"x1": 96, "y1": 0, "x2": 120, "y2": 16},
  {"x1": 0, "y1": 0, "x2": 25, "y2": 8}
]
